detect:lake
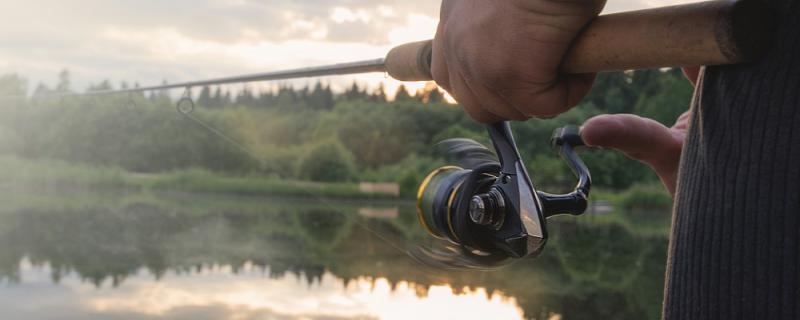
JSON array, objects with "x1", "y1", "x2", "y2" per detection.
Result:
[{"x1": 0, "y1": 189, "x2": 671, "y2": 320}]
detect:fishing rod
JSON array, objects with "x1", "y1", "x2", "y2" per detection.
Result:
[
  {"x1": 68, "y1": 0, "x2": 769, "y2": 97},
  {"x1": 49, "y1": 0, "x2": 773, "y2": 268}
]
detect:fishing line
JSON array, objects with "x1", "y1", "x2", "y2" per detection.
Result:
[
  {"x1": 0, "y1": 70, "x2": 421, "y2": 259},
  {"x1": 172, "y1": 93, "x2": 414, "y2": 259}
]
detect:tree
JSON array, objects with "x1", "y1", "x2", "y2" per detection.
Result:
[
  {"x1": 394, "y1": 85, "x2": 412, "y2": 102},
  {"x1": 88, "y1": 80, "x2": 112, "y2": 92},
  {"x1": 258, "y1": 89, "x2": 276, "y2": 108},
  {"x1": 56, "y1": 70, "x2": 71, "y2": 93},
  {"x1": 416, "y1": 82, "x2": 443, "y2": 103},
  {"x1": 275, "y1": 86, "x2": 298, "y2": 107},
  {"x1": 223, "y1": 91, "x2": 232, "y2": 107},
  {"x1": 197, "y1": 86, "x2": 212, "y2": 108},
  {"x1": 344, "y1": 82, "x2": 366, "y2": 101},
  {"x1": 0, "y1": 74, "x2": 27, "y2": 96},
  {"x1": 584, "y1": 72, "x2": 636, "y2": 114},
  {"x1": 297, "y1": 139, "x2": 357, "y2": 182},
  {"x1": 210, "y1": 87, "x2": 223, "y2": 108},
  {"x1": 308, "y1": 82, "x2": 334, "y2": 110},
  {"x1": 235, "y1": 86, "x2": 256, "y2": 107},
  {"x1": 632, "y1": 68, "x2": 693, "y2": 126},
  {"x1": 371, "y1": 83, "x2": 386, "y2": 102}
]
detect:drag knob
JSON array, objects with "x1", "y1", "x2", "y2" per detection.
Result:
[{"x1": 469, "y1": 188, "x2": 506, "y2": 230}]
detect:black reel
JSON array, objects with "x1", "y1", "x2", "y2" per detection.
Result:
[{"x1": 415, "y1": 122, "x2": 591, "y2": 267}]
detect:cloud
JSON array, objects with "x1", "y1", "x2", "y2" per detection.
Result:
[{"x1": 0, "y1": 0, "x2": 698, "y2": 94}]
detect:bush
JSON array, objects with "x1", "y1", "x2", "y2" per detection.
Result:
[
  {"x1": 619, "y1": 185, "x2": 673, "y2": 210},
  {"x1": 296, "y1": 139, "x2": 356, "y2": 182}
]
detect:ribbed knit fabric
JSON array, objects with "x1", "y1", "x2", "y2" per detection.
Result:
[{"x1": 663, "y1": 2, "x2": 800, "y2": 319}]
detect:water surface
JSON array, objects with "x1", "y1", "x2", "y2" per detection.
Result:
[{"x1": 0, "y1": 190, "x2": 671, "y2": 319}]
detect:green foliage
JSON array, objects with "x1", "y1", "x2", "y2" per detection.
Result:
[
  {"x1": 618, "y1": 185, "x2": 674, "y2": 210},
  {"x1": 0, "y1": 68, "x2": 693, "y2": 200},
  {"x1": 0, "y1": 155, "x2": 386, "y2": 199},
  {"x1": 297, "y1": 139, "x2": 357, "y2": 182},
  {"x1": 0, "y1": 155, "x2": 127, "y2": 190},
  {"x1": 362, "y1": 154, "x2": 445, "y2": 198}
]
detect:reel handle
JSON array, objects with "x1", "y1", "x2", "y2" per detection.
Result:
[{"x1": 538, "y1": 126, "x2": 592, "y2": 218}]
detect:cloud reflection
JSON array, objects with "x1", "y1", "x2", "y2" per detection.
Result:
[{"x1": 10, "y1": 260, "x2": 527, "y2": 320}]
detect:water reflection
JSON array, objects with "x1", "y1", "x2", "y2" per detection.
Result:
[
  {"x1": 6, "y1": 260, "x2": 525, "y2": 320},
  {"x1": 0, "y1": 190, "x2": 671, "y2": 319}
]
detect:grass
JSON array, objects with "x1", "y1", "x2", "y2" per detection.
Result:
[
  {"x1": 0, "y1": 155, "x2": 394, "y2": 199},
  {"x1": 0, "y1": 155, "x2": 675, "y2": 209},
  {"x1": 0, "y1": 155, "x2": 128, "y2": 190},
  {"x1": 584, "y1": 184, "x2": 674, "y2": 237}
]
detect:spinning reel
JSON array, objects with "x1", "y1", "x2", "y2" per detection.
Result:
[{"x1": 414, "y1": 122, "x2": 591, "y2": 268}]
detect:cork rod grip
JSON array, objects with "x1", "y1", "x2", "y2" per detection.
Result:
[{"x1": 384, "y1": 0, "x2": 773, "y2": 81}]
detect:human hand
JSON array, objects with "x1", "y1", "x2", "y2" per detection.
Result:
[
  {"x1": 580, "y1": 67, "x2": 700, "y2": 197},
  {"x1": 581, "y1": 111, "x2": 691, "y2": 197},
  {"x1": 432, "y1": 0, "x2": 606, "y2": 123}
]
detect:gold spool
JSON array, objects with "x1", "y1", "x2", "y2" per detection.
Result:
[{"x1": 416, "y1": 166, "x2": 462, "y2": 239}]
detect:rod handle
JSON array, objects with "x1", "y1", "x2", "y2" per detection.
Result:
[
  {"x1": 385, "y1": 40, "x2": 434, "y2": 81},
  {"x1": 384, "y1": 0, "x2": 774, "y2": 81}
]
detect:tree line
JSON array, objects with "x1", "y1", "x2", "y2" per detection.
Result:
[{"x1": 0, "y1": 68, "x2": 693, "y2": 195}]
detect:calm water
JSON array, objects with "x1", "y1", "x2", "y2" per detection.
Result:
[{"x1": 0, "y1": 189, "x2": 671, "y2": 320}]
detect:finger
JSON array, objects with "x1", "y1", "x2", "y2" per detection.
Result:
[
  {"x1": 460, "y1": 72, "x2": 529, "y2": 121},
  {"x1": 564, "y1": 73, "x2": 597, "y2": 108},
  {"x1": 449, "y1": 72, "x2": 502, "y2": 123},
  {"x1": 498, "y1": 73, "x2": 596, "y2": 118},
  {"x1": 580, "y1": 114, "x2": 682, "y2": 167},
  {"x1": 672, "y1": 111, "x2": 692, "y2": 131},
  {"x1": 431, "y1": 25, "x2": 452, "y2": 92},
  {"x1": 582, "y1": 114, "x2": 683, "y2": 197}
]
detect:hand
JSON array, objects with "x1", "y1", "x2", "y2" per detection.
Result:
[
  {"x1": 432, "y1": 0, "x2": 607, "y2": 123},
  {"x1": 580, "y1": 68, "x2": 700, "y2": 197},
  {"x1": 581, "y1": 111, "x2": 691, "y2": 197}
]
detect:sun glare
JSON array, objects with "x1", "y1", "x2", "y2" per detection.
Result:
[{"x1": 37, "y1": 261, "x2": 529, "y2": 320}]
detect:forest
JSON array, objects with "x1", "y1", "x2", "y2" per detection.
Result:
[{"x1": 0, "y1": 68, "x2": 693, "y2": 203}]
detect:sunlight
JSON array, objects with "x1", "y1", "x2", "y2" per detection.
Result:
[{"x1": 72, "y1": 266, "x2": 527, "y2": 320}]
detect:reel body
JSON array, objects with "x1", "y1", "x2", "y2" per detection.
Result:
[{"x1": 416, "y1": 122, "x2": 591, "y2": 264}]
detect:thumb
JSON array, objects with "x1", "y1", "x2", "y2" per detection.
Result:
[
  {"x1": 580, "y1": 114, "x2": 683, "y2": 196},
  {"x1": 580, "y1": 114, "x2": 681, "y2": 167}
]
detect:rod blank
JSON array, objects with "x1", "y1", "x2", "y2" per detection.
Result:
[
  {"x1": 80, "y1": 59, "x2": 386, "y2": 96},
  {"x1": 69, "y1": 0, "x2": 773, "y2": 97}
]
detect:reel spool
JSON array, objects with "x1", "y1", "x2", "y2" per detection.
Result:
[{"x1": 415, "y1": 122, "x2": 591, "y2": 266}]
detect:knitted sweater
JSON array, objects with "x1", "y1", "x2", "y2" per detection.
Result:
[{"x1": 663, "y1": 1, "x2": 800, "y2": 318}]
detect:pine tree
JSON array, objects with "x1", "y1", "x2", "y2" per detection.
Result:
[
  {"x1": 308, "y1": 82, "x2": 334, "y2": 110},
  {"x1": 258, "y1": 89, "x2": 276, "y2": 108},
  {"x1": 56, "y1": 70, "x2": 71, "y2": 93},
  {"x1": 394, "y1": 85, "x2": 412, "y2": 102},
  {"x1": 235, "y1": 86, "x2": 255, "y2": 107},
  {"x1": 371, "y1": 83, "x2": 387, "y2": 102},
  {"x1": 223, "y1": 90, "x2": 232, "y2": 107},
  {"x1": 211, "y1": 87, "x2": 223, "y2": 108},
  {"x1": 197, "y1": 86, "x2": 212, "y2": 108},
  {"x1": 344, "y1": 82, "x2": 365, "y2": 101}
]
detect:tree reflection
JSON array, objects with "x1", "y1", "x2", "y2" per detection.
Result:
[{"x1": 0, "y1": 192, "x2": 669, "y2": 319}]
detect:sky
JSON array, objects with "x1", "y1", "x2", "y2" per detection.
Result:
[{"x1": 0, "y1": 0, "x2": 698, "y2": 97}]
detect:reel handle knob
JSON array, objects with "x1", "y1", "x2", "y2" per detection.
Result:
[{"x1": 539, "y1": 125, "x2": 593, "y2": 218}]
